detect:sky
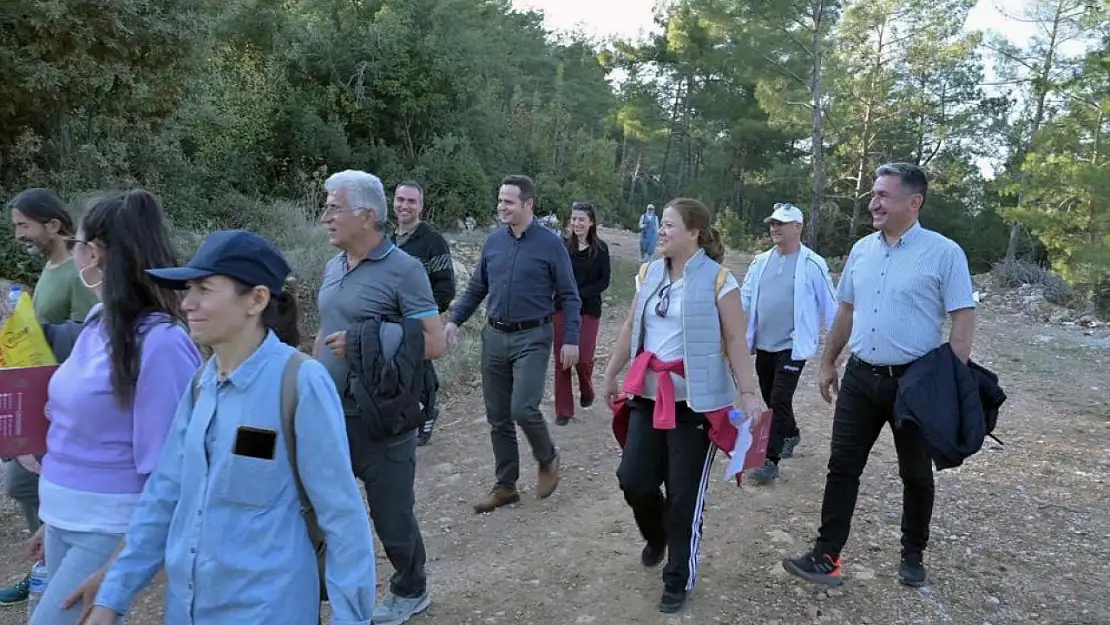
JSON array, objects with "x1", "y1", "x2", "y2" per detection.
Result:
[{"x1": 509, "y1": 0, "x2": 1039, "y2": 47}]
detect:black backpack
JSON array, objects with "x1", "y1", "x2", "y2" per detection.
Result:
[{"x1": 346, "y1": 316, "x2": 427, "y2": 441}]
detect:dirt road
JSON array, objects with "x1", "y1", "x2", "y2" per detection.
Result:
[{"x1": 1, "y1": 226, "x2": 1107, "y2": 625}]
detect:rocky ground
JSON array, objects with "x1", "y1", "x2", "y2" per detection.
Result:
[{"x1": 1, "y1": 226, "x2": 1107, "y2": 625}]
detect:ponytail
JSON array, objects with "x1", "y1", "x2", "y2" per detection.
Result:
[
  {"x1": 264, "y1": 290, "x2": 301, "y2": 348},
  {"x1": 699, "y1": 226, "x2": 725, "y2": 263}
]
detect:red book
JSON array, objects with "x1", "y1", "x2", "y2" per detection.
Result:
[{"x1": 0, "y1": 365, "x2": 57, "y2": 457}]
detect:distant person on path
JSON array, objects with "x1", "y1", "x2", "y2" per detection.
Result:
[
  {"x1": 639, "y1": 204, "x2": 659, "y2": 262},
  {"x1": 553, "y1": 201, "x2": 611, "y2": 425},
  {"x1": 391, "y1": 180, "x2": 456, "y2": 447},
  {"x1": 782, "y1": 162, "x2": 976, "y2": 589},
  {"x1": 739, "y1": 203, "x2": 836, "y2": 485},
  {"x1": 0, "y1": 188, "x2": 100, "y2": 607},
  {"x1": 317, "y1": 170, "x2": 445, "y2": 625},
  {"x1": 445, "y1": 174, "x2": 581, "y2": 514},
  {"x1": 21, "y1": 190, "x2": 202, "y2": 625},
  {"x1": 602, "y1": 198, "x2": 763, "y2": 614},
  {"x1": 83, "y1": 229, "x2": 377, "y2": 625}
]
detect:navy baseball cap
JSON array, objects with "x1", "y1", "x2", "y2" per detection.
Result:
[{"x1": 146, "y1": 230, "x2": 292, "y2": 293}]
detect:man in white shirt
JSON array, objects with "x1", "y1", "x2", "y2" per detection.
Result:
[{"x1": 740, "y1": 203, "x2": 837, "y2": 484}]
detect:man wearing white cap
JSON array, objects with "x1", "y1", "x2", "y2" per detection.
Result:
[{"x1": 740, "y1": 202, "x2": 837, "y2": 484}]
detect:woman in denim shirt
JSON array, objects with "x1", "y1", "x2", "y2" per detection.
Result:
[{"x1": 83, "y1": 230, "x2": 376, "y2": 625}]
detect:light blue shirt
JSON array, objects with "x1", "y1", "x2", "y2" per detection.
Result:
[
  {"x1": 95, "y1": 332, "x2": 376, "y2": 625},
  {"x1": 839, "y1": 222, "x2": 976, "y2": 366},
  {"x1": 741, "y1": 244, "x2": 837, "y2": 361}
]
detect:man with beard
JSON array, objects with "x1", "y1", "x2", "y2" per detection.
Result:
[
  {"x1": 391, "y1": 181, "x2": 455, "y2": 447},
  {"x1": 1, "y1": 188, "x2": 99, "y2": 605}
]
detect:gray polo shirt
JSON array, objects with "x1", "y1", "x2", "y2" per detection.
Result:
[
  {"x1": 839, "y1": 222, "x2": 975, "y2": 366},
  {"x1": 317, "y1": 239, "x2": 438, "y2": 413}
]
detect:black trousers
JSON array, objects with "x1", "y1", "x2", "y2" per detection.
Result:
[
  {"x1": 815, "y1": 359, "x2": 935, "y2": 559},
  {"x1": 755, "y1": 349, "x2": 806, "y2": 462},
  {"x1": 346, "y1": 420, "x2": 427, "y2": 598},
  {"x1": 420, "y1": 360, "x2": 440, "y2": 433},
  {"x1": 617, "y1": 398, "x2": 716, "y2": 593}
]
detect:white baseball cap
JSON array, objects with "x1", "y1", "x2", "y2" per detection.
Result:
[{"x1": 764, "y1": 203, "x2": 804, "y2": 224}]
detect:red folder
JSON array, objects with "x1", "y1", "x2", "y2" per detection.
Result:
[
  {"x1": 0, "y1": 365, "x2": 57, "y2": 457},
  {"x1": 735, "y1": 410, "x2": 773, "y2": 487}
]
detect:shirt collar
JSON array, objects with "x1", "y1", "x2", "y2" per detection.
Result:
[
  {"x1": 506, "y1": 217, "x2": 539, "y2": 239},
  {"x1": 341, "y1": 237, "x2": 396, "y2": 271},
  {"x1": 203, "y1": 330, "x2": 284, "y2": 390},
  {"x1": 881, "y1": 221, "x2": 923, "y2": 248}
]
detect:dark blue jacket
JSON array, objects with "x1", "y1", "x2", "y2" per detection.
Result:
[{"x1": 894, "y1": 343, "x2": 1007, "y2": 470}]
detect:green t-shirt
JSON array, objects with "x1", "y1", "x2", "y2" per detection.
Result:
[{"x1": 32, "y1": 258, "x2": 100, "y2": 324}]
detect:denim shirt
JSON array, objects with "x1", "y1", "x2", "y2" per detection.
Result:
[{"x1": 95, "y1": 332, "x2": 376, "y2": 625}]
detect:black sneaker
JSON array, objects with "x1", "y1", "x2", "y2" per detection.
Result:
[
  {"x1": 898, "y1": 551, "x2": 927, "y2": 587},
  {"x1": 780, "y1": 434, "x2": 801, "y2": 458},
  {"x1": 782, "y1": 550, "x2": 843, "y2": 586},
  {"x1": 555, "y1": 416, "x2": 571, "y2": 426},
  {"x1": 658, "y1": 588, "x2": 686, "y2": 613},
  {"x1": 748, "y1": 459, "x2": 779, "y2": 485},
  {"x1": 580, "y1": 394, "x2": 594, "y2": 408},
  {"x1": 416, "y1": 429, "x2": 432, "y2": 446},
  {"x1": 641, "y1": 543, "x2": 665, "y2": 568}
]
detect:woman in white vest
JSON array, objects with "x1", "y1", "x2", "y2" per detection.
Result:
[{"x1": 602, "y1": 197, "x2": 764, "y2": 614}]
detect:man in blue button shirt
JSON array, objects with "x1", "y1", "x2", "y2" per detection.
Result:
[{"x1": 445, "y1": 175, "x2": 582, "y2": 514}]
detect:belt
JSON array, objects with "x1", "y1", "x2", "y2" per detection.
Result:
[
  {"x1": 848, "y1": 354, "x2": 911, "y2": 378},
  {"x1": 487, "y1": 316, "x2": 551, "y2": 333}
]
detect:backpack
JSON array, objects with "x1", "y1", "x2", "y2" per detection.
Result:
[
  {"x1": 190, "y1": 351, "x2": 328, "y2": 601},
  {"x1": 346, "y1": 316, "x2": 427, "y2": 441}
]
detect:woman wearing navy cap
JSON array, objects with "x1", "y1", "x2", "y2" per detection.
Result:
[{"x1": 81, "y1": 230, "x2": 377, "y2": 625}]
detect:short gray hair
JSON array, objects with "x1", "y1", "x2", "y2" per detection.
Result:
[
  {"x1": 325, "y1": 170, "x2": 388, "y2": 224},
  {"x1": 875, "y1": 162, "x2": 928, "y2": 207}
]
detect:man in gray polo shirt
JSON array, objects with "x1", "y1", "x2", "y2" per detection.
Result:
[
  {"x1": 315, "y1": 169, "x2": 446, "y2": 625},
  {"x1": 445, "y1": 174, "x2": 582, "y2": 515},
  {"x1": 783, "y1": 162, "x2": 975, "y2": 589}
]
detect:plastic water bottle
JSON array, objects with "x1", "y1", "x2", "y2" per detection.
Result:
[
  {"x1": 8, "y1": 284, "x2": 20, "y2": 311},
  {"x1": 26, "y1": 560, "x2": 48, "y2": 619}
]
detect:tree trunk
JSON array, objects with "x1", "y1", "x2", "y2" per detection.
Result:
[{"x1": 807, "y1": 0, "x2": 828, "y2": 251}]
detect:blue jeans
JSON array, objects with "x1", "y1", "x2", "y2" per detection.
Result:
[
  {"x1": 640, "y1": 233, "x2": 657, "y2": 258},
  {"x1": 29, "y1": 526, "x2": 124, "y2": 625}
]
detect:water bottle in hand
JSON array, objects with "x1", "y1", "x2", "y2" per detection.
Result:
[
  {"x1": 5, "y1": 284, "x2": 20, "y2": 317},
  {"x1": 26, "y1": 560, "x2": 48, "y2": 619},
  {"x1": 728, "y1": 408, "x2": 745, "y2": 426}
]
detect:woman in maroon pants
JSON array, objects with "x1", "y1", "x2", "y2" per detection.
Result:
[{"x1": 553, "y1": 202, "x2": 611, "y2": 425}]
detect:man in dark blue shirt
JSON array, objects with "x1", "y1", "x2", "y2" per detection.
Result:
[{"x1": 446, "y1": 174, "x2": 582, "y2": 514}]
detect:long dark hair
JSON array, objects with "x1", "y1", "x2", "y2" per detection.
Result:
[
  {"x1": 232, "y1": 278, "x2": 301, "y2": 348},
  {"x1": 567, "y1": 201, "x2": 603, "y2": 258},
  {"x1": 8, "y1": 188, "x2": 76, "y2": 239},
  {"x1": 81, "y1": 189, "x2": 184, "y2": 406}
]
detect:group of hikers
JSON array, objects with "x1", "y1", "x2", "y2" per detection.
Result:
[{"x1": 0, "y1": 160, "x2": 1002, "y2": 623}]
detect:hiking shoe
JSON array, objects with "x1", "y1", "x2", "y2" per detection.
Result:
[
  {"x1": 536, "y1": 455, "x2": 560, "y2": 499},
  {"x1": 748, "y1": 459, "x2": 779, "y2": 485},
  {"x1": 658, "y1": 588, "x2": 686, "y2": 613},
  {"x1": 580, "y1": 394, "x2": 594, "y2": 408},
  {"x1": 416, "y1": 430, "x2": 432, "y2": 447},
  {"x1": 373, "y1": 591, "x2": 431, "y2": 625},
  {"x1": 0, "y1": 574, "x2": 29, "y2": 605},
  {"x1": 641, "y1": 543, "x2": 665, "y2": 568},
  {"x1": 473, "y1": 486, "x2": 520, "y2": 514},
  {"x1": 780, "y1": 434, "x2": 801, "y2": 459},
  {"x1": 898, "y1": 551, "x2": 927, "y2": 587},
  {"x1": 555, "y1": 416, "x2": 571, "y2": 426},
  {"x1": 782, "y1": 550, "x2": 843, "y2": 586}
]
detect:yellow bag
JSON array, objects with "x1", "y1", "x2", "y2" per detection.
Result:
[{"x1": 0, "y1": 292, "x2": 58, "y2": 368}]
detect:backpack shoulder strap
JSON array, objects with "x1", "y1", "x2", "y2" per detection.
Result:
[
  {"x1": 636, "y1": 262, "x2": 650, "y2": 289},
  {"x1": 280, "y1": 351, "x2": 325, "y2": 549},
  {"x1": 715, "y1": 266, "x2": 730, "y2": 297}
]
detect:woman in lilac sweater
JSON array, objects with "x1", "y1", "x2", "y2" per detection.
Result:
[{"x1": 24, "y1": 190, "x2": 201, "y2": 625}]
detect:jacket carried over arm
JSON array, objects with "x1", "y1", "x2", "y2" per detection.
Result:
[{"x1": 894, "y1": 343, "x2": 1007, "y2": 470}]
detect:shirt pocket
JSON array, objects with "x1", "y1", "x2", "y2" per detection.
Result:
[{"x1": 216, "y1": 454, "x2": 283, "y2": 508}]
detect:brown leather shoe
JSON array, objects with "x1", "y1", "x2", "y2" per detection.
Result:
[
  {"x1": 473, "y1": 485, "x2": 520, "y2": 514},
  {"x1": 536, "y1": 454, "x2": 560, "y2": 499}
]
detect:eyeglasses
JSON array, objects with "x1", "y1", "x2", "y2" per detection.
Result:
[{"x1": 654, "y1": 281, "x2": 673, "y2": 317}]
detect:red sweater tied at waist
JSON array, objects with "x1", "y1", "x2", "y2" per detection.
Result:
[{"x1": 612, "y1": 351, "x2": 739, "y2": 458}]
